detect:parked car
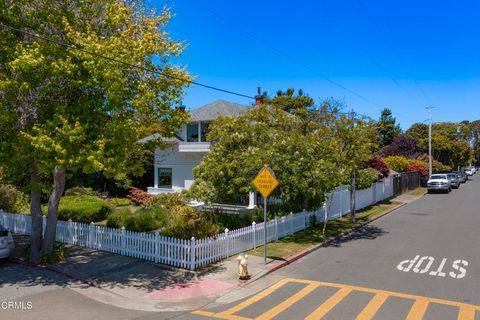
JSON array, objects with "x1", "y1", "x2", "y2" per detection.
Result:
[
  {"x1": 469, "y1": 166, "x2": 476, "y2": 174},
  {"x1": 453, "y1": 171, "x2": 468, "y2": 183},
  {"x1": 427, "y1": 174, "x2": 451, "y2": 193},
  {"x1": 0, "y1": 224, "x2": 14, "y2": 260},
  {"x1": 465, "y1": 168, "x2": 473, "y2": 176},
  {"x1": 446, "y1": 173, "x2": 460, "y2": 189}
]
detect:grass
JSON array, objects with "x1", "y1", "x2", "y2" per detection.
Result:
[
  {"x1": 247, "y1": 200, "x2": 402, "y2": 260},
  {"x1": 405, "y1": 187, "x2": 427, "y2": 197}
]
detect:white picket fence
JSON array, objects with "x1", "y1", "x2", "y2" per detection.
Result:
[{"x1": 0, "y1": 176, "x2": 393, "y2": 270}]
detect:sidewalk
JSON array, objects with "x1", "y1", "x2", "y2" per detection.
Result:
[{"x1": 11, "y1": 235, "x2": 282, "y2": 312}]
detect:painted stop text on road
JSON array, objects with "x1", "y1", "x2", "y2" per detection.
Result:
[{"x1": 397, "y1": 255, "x2": 468, "y2": 279}]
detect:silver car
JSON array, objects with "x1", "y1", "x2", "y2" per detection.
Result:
[
  {"x1": 427, "y1": 174, "x2": 451, "y2": 193},
  {"x1": 0, "y1": 224, "x2": 14, "y2": 260}
]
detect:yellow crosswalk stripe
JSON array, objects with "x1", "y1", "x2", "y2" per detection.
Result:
[
  {"x1": 191, "y1": 278, "x2": 480, "y2": 320},
  {"x1": 255, "y1": 282, "x2": 321, "y2": 320},
  {"x1": 214, "y1": 278, "x2": 292, "y2": 318},
  {"x1": 458, "y1": 304, "x2": 476, "y2": 320},
  {"x1": 304, "y1": 287, "x2": 352, "y2": 320},
  {"x1": 355, "y1": 292, "x2": 390, "y2": 320},
  {"x1": 405, "y1": 298, "x2": 429, "y2": 320}
]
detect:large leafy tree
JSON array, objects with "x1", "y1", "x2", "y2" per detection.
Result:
[
  {"x1": 0, "y1": 0, "x2": 191, "y2": 261},
  {"x1": 405, "y1": 122, "x2": 473, "y2": 168},
  {"x1": 377, "y1": 108, "x2": 401, "y2": 147},
  {"x1": 381, "y1": 135, "x2": 424, "y2": 159},
  {"x1": 190, "y1": 96, "x2": 376, "y2": 213}
]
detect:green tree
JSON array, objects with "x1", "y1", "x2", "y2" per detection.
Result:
[
  {"x1": 0, "y1": 0, "x2": 191, "y2": 261},
  {"x1": 377, "y1": 108, "x2": 401, "y2": 147},
  {"x1": 190, "y1": 97, "x2": 376, "y2": 214}
]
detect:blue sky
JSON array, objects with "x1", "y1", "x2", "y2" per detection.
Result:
[{"x1": 153, "y1": 0, "x2": 480, "y2": 129}]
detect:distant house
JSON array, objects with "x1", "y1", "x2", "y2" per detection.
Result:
[{"x1": 139, "y1": 100, "x2": 249, "y2": 194}]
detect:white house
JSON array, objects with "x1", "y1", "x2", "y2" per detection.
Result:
[{"x1": 139, "y1": 100, "x2": 249, "y2": 195}]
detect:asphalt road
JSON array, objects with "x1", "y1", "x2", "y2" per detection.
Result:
[
  {"x1": 0, "y1": 262, "x2": 154, "y2": 320},
  {"x1": 184, "y1": 175, "x2": 480, "y2": 320}
]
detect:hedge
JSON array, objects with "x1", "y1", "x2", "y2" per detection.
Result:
[{"x1": 58, "y1": 196, "x2": 114, "y2": 223}]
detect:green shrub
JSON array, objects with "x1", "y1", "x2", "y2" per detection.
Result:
[
  {"x1": 383, "y1": 156, "x2": 412, "y2": 173},
  {"x1": 58, "y1": 196, "x2": 114, "y2": 223},
  {"x1": 106, "y1": 208, "x2": 129, "y2": 228},
  {"x1": 355, "y1": 168, "x2": 381, "y2": 190},
  {"x1": 109, "y1": 197, "x2": 132, "y2": 207},
  {"x1": 205, "y1": 209, "x2": 255, "y2": 230},
  {"x1": 64, "y1": 187, "x2": 96, "y2": 197},
  {"x1": 162, "y1": 206, "x2": 222, "y2": 239},
  {"x1": 106, "y1": 207, "x2": 167, "y2": 232},
  {"x1": 125, "y1": 210, "x2": 158, "y2": 232},
  {"x1": 0, "y1": 183, "x2": 29, "y2": 213},
  {"x1": 151, "y1": 192, "x2": 188, "y2": 208}
]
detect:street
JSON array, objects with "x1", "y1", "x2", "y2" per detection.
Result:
[
  {"x1": 183, "y1": 175, "x2": 480, "y2": 319},
  {"x1": 1, "y1": 177, "x2": 479, "y2": 320}
]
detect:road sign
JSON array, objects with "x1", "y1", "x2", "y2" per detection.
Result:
[{"x1": 252, "y1": 166, "x2": 279, "y2": 198}]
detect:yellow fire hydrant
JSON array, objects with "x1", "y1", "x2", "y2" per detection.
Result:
[{"x1": 237, "y1": 253, "x2": 249, "y2": 280}]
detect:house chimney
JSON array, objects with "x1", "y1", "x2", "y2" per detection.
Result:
[
  {"x1": 176, "y1": 104, "x2": 186, "y2": 112},
  {"x1": 255, "y1": 87, "x2": 264, "y2": 106}
]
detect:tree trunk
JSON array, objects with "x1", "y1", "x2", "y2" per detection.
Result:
[
  {"x1": 29, "y1": 159, "x2": 43, "y2": 263},
  {"x1": 42, "y1": 167, "x2": 66, "y2": 255}
]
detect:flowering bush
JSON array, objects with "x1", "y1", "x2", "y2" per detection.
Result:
[
  {"x1": 126, "y1": 187, "x2": 153, "y2": 207},
  {"x1": 406, "y1": 162, "x2": 428, "y2": 176},
  {"x1": 364, "y1": 156, "x2": 390, "y2": 177}
]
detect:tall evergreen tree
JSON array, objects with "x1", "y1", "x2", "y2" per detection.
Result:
[{"x1": 377, "y1": 108, "x2": 401, "y2": 147}]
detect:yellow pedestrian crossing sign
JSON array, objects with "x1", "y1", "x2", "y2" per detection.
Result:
[{"x1": 252, "y1": 166, "x2": 279, "y2": 198}]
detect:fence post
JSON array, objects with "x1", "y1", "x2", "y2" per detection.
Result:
[
  {"x1": 274, "y1": 217, "x2": 279, "y2": 240},
  {"x1": 67, "y1": 219, "x2": 72, "y2": 244},
  {"x1": 154, "y1": 232, "x2": 160, "y2": 263},
  {"x1": 303, "y1": 209, "x2": 307, "y2": 230},
  {"x1": 42, "y1": 215, "x2": 46, "y2": 237},
  {"x1": 224, "y1": 228, "x2": 229, "y2": 258},
  {"x1": 190, "y1": 236, "x2": 196, "y2": 270},
  {"x1": 121, "y1": 226, "x2": 126, "y2": 255},
  {"x1": 18, "y1": 213, "x2": 24, "y2": 234},
  {"x1": 88, "y1": 222, "x2": 95, "y2": 248},
  {"x1": 252, "y1": 222, "x2": 256, "y2": 249},
  {"x1": 289, "y1": 212, "x2": 294, "y2": 234}
]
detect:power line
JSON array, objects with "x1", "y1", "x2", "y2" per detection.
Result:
[
  {"x1": 190, "y1": 0, "x2": 386, "y2": 109},
  {"x1": 354, "y1": 0, "x2": 433, "y2": 108},
  {"x1": 0, "y1": 23, "x2": 256, "y2": 100}
]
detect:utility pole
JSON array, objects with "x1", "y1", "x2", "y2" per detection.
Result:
[
  {"x1": 426, "y1": 106, "x2": 434, "y2": 177},
  {"x1": 457, "y1": 125, "x2": 461, "y2": 171},
  {"x1": 350, "y1": 109, "x2": 356, "y2": 223}
]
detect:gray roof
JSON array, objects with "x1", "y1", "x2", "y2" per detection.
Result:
[
  {"x1": 190, "y1": 100, "x2": 249, "y2": 121},
  {"x1": 136, "y1": 133, "x2": 181, "y2": 144}
]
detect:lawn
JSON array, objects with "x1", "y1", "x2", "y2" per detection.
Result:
[
  {"x1": 405, "y1": 187, "x2": 427, "y2": 197},
  {"x1": 247, "y1": 200, "x2": 402, "y2": 260}
]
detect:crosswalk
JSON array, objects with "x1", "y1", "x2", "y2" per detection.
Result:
[{"x1": 192, "y1": 278, "x2": 480, "y2": 320}]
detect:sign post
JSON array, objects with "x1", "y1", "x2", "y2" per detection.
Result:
[{"x1": 252, "y1": 164, "x2": 279, "y2": 264}]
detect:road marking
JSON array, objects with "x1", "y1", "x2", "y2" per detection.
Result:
[
  {"x1": 191, "y1": 278, "x2": 480, "y2": 320},
  {"x1": 397, "y1": 255, "x2": 469, "y2": 279},
  {"x1": 256, "y1": 282, "x2": 320, "y2": 320},
  {"x1": 355, "y1": 292, "x2": 389, "y2": 320},
  {"x1": 212, "y1": 278, "x2": 292, "y2": 318},
  {"x1": 405, "y1": 298, "x2": 429, "y2": 320},
  {"x1": 304, "y1": 287, "x2": 352, "y2": 320},
  {"x1": 458, "y1": 304, "x2": 476, "y2": 320}
]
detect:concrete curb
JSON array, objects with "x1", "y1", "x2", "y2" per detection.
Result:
[{"x1": 250, "y1": 200, "x2": 410, "y2": 280}]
